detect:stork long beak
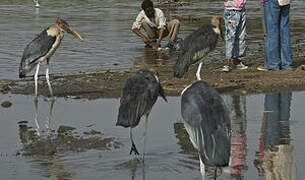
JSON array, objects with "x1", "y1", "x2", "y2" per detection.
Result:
[
  {"x1": 57, "y1": 18, "x2": 84, "y2": 41},
  {"x1": 67, "y1": 27, "x2": 84, "y2": 41},
  {"x1": 159, "y1": 84, "x2": 168, "y2": 102}
]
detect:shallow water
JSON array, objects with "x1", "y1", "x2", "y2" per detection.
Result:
[
  {"x1": 1, "y1": 0, "x2": 305, "y2": 179},
  {"x1": 0, "y1": 0, "x2": 305, "y2": 80},
  {"x1": 1, "y1": 91, "x2": 305, "y2": 179}
]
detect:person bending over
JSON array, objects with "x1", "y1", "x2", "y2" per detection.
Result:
[{"x1": 132, "y1": 0, "x2": 180, "y2": 50}]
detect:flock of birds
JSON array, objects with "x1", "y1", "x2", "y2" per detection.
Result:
[{"x1": 19, "y1": 3, "x2": 230, "y2": 178}]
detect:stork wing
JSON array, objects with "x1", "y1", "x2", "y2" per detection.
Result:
[
  {"x1": 117, "y1": 73, "x2": 157, "y2": 128},
  {"x1": 174, "y1": 24, "x2": 219, "y2": 78},
  {"x1": 21, "y1": 28, "x2": 56, "y2": 65},
  {"x1": 182, "y1": 24, "x2": 218, "y2": 63},
  {"x1": 181, "y1": 81, "x2": 230, "y2": 166}
]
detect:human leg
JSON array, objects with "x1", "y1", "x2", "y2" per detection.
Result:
[
  {"x1": 223, "y1": 9, "x2": 235, "y2": 71},
  {"x1": 224, "y1": 9, "x2": 247, "y2": 71},
  {"x1": 224, "y1": 9, "x2": 237, "y2": 61},
  {"x1": 141, "y1": 20, "x2": 158, "y2": 40},
  {"x1": 237, "y1": 9, "x2": 246, "y2": 59},
  {"x1": 232, "y1": 9, "x2": 248, "y2": 70},
  {"x1": 280, "y1": 4, "x2": 292, "y2": 69},
  {"x1": 264, "y1": 0, "x2": 281, "y2": 70},
  {"x1": 166, "y1": 19, "x2": 180, "y2": 41}
]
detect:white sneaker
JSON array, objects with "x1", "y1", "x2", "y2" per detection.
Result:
[
  {"x1": 221, "y1": 65, "x2": 232, "y2": 72},
  {"x1": 234, "y1": 62, "x2": 248, "y2": 70}
]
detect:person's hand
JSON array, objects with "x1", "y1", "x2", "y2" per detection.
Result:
[
  {"x1": 142, "y1": 37, "x2": 152, "y2": 44},
  {"x1": 153, "y1": 39, "x2": 161, "y2": 50}
]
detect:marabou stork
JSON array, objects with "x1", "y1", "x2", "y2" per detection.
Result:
[
  {"x1": 181, "y1": 81, "x2": 231, "y2": 179},
  {"x1": 116, "y1": 69, "x2": 167, "y2": 156},
  {"x1": 19, "y1": 18, "x2": 83, "y2": 97},
  {"x1": 174, "y1": 16, "x2": 223, "y2": 80}
]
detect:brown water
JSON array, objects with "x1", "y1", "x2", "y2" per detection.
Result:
[
  {"x1": 1, "y1": 0, "x2": 305, "y2": 179},
  {"x1": 1, "y1": 0, "x2": 305, "y2": 80},
  {"x1": 1, "y1": 92, "x2": 305, "y2": 179}
]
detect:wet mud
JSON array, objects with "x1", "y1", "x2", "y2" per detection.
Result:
[
  {"x1": 17, "y1": 121, "x2": 122, "y2": 156},
  {"x1": 1, "y1": 44, "x2": 305, "y2": 99}
]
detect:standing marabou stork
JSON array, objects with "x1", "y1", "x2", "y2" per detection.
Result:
[
  {"x1": 181, "y1": 81, "x2": 231, "y2": 180},
  {"x1": 19, "y1": 18, "x2": 83, "y2": 97},
  {"x1": 116, "y1": 69, "x2": 167, "y2": 156},
  {"x1": 174, "y1": 16, "x2": 223, "y2": 80}
]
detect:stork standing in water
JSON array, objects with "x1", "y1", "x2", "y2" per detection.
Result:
[
  {"x1": 19, "y1": 18, "x2": 83, "y2": 97},
  {"x1": 174, "y1": 16, "x2": 223, "y2": 80},
  {"x1": 116, "y1": 69, "x2": 167, "y2": 156},
  {"x1": 181, "y1": 81, "x2": 231, "y2": 180}
]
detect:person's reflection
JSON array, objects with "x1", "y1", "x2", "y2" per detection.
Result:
[
  {"x1": 133, "y1": 47, "x2": 172, "y2": 68},
  {"x1": 254, "y1": 92, "x2": 296, "y2": 180},
  {"x1": 224, "y1": 95, "x2": 248, "y2": 179}
]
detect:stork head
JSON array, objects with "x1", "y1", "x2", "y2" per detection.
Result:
[
  {"x1": 56, "y1": 18, "x2": 84, "y2": 41},
  {"x1": 149, "y1": 68, "x2": 168, "y2": 102},
  {"x1": 211, "y1": 16, "x2": 224, "y2": 42}
]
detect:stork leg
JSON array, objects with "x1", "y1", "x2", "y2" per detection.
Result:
[
  {"x1": 196, "y1": 62, "x2": 203, "y2": 81},
  {"x1": 46, "y1": 62, "x2": 54, "y2": 97},
  {"x1": 34, "y1": 97, "x2": 41, "y2": 136},
  {"x1": 45, "y1": 98, "x2": 55, "y2": 133},
  {"x1": 199, "y1": 155, "x2": 206, "y2": 180},
  {"x1": 34, "y1": 62, "x2": 40, "y2": 97},
  {"x1": 129, "y1": 127, "x2": 140, "y2": 155},
  {"x1": 143, "y1": 114, "x2": 149, "y2": 160}
]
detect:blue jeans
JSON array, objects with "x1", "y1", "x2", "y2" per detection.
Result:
[
  {"x1": 224, "y1": 8, "x2": 247, "y2": 59},
  {"x1": 263, "y1": 92, "x2": 292, "y2": 151},
  {"x1": 264, "y1": 0, "x2": 292, "y2": 70}
]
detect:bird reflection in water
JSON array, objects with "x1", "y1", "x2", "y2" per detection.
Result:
[
  {"x1": 180, "y1": 81, "x2": 231, "y2": 180},
  {"x1": 17, "y1": 97, "x2": 55, "y2": 147},
  {"x1": 17, "y1": 98, "x2": 73, "y2": 180},
  {"x1": 33, "y1": 97, "x2": 55, "y2": 136},
  {"x1": 118, "y1": 158, "x2": 146, "y2": 180},
  {"x1": 254, "y1": 92, "x2": 296, "y2": 180}
]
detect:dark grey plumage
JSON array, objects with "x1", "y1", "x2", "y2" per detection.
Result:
[
  {"x1": 181, "y1": 81, "x2": 230, "y2": 168},
  {"x1": 174, "y1": 17, "x2": 222, "y2": 79},
  {"x1": 117, "y1": 69, "x2": 167, "y2": 155},
  {"x1": 19, "y1": 29, "x2": 56, "y2": 78},
  {"x1": 117, "y1": 69, "x2": 161, "y2": 127}
]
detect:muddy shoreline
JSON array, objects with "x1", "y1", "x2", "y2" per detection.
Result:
[{"x1": 1, "y1": 45, "x2": 305, "y2": 99}]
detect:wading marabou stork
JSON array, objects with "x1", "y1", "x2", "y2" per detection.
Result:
[
  {"x1": 181, "y1": 81, "x2": 231, "y2": 179},
  {"x1": 174, "y1": 16, "x2": 223, "y2": 80},
  {"x1": 19, "y1": 18, "x2": 83, "y2": 97},
  {"x1": 116, "y1": 69, "x2": 167, "y2": 155}
]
